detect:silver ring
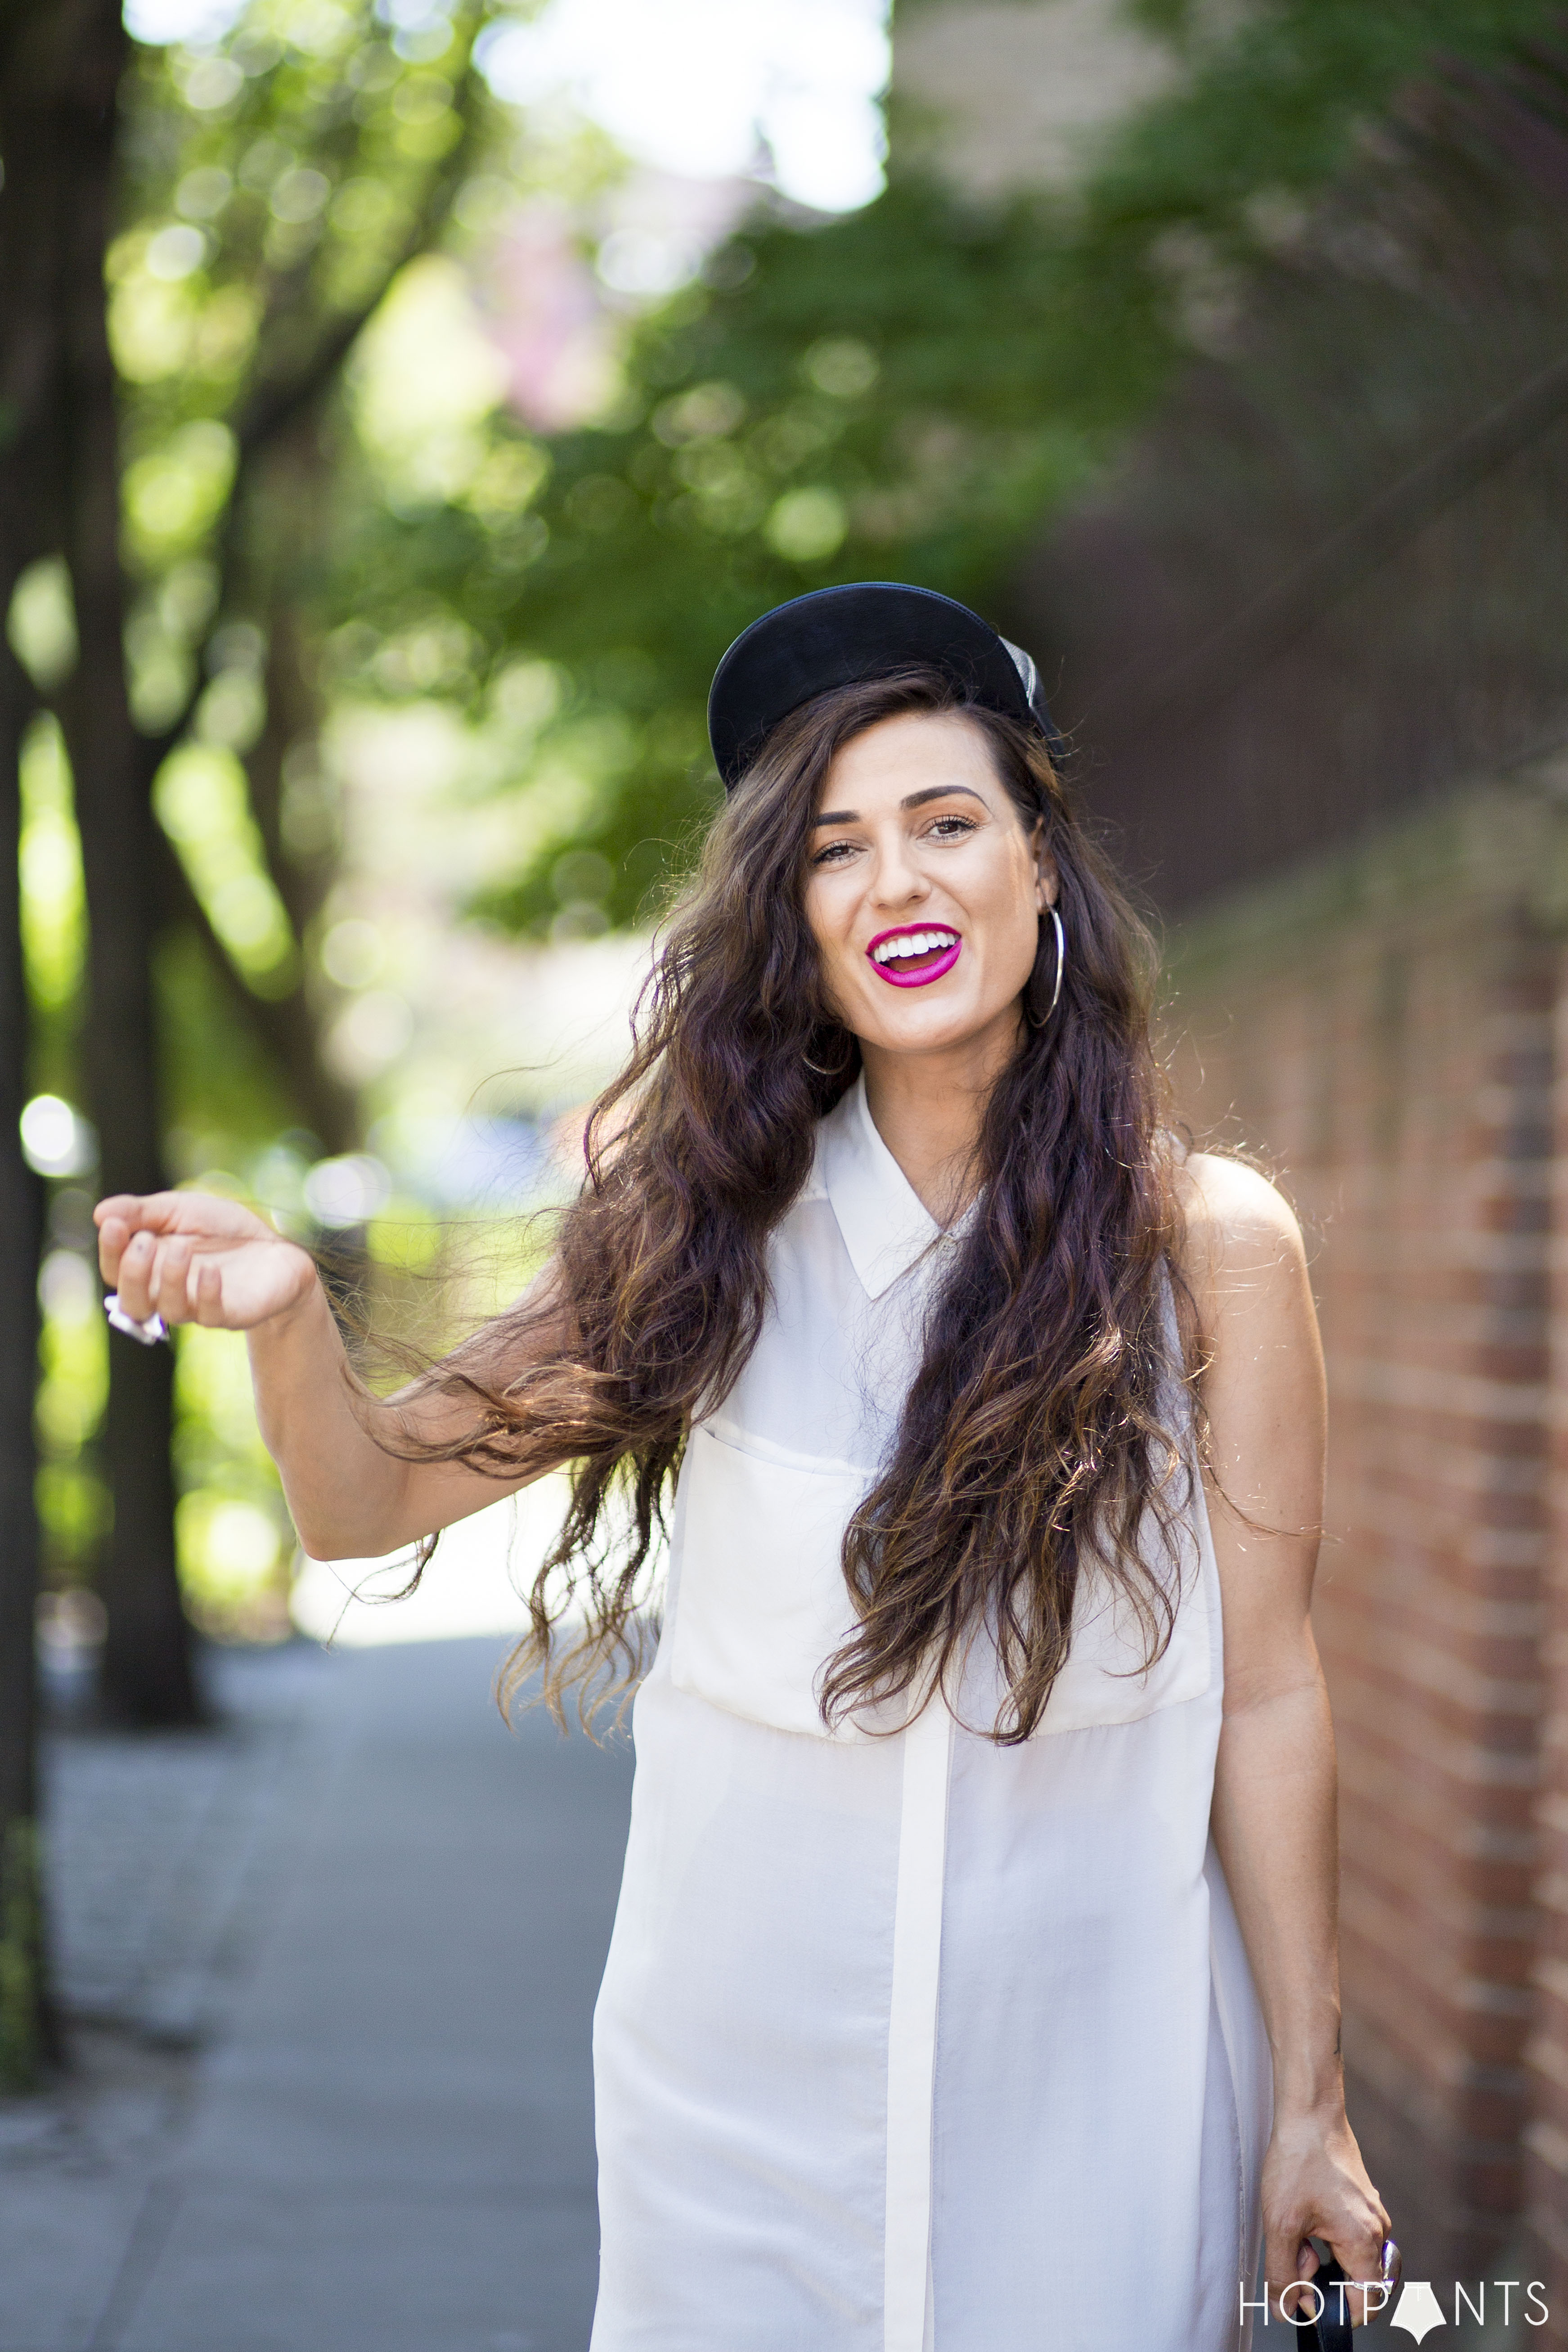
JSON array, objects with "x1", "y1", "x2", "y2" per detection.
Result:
[{"x1": 104, "y1": 1293, "x2": 170, "y2": 1347}]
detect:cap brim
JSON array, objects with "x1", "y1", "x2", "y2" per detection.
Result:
[{"x1": 707, "y1": 581, "x2": 1061, "y2": 789}]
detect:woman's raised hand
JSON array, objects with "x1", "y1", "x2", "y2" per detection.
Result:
[{"x1": 95, "y1": 1191, "x2": 319, "y2": 1333}]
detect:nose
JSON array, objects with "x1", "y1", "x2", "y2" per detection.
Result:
[{"x1": 867, "y1": 824, "x2": 930, "y2": 912}]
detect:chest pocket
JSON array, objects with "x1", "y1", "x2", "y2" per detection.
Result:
[
  {"x1": 1031, "y1": 1518, "x2": 1213, "y2": 1736},
  {"x1": 667, "y1": 1417, "x2": 1213, "y2": 1742},
  {"x1": 667, "y1": 1420, "x2": 881, "y2": 1741}
]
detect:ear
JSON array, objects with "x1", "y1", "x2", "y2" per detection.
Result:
[{"x1": 1029, "y1": 818, "x2": 1058, "y2": 912}]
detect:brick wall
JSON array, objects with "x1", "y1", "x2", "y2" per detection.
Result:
[
  {"x1": 1525, "y1": 940, "x2": 1568, "y2": 2318},
  {"x1": 1162, "y1": 777, "x2": 1568, "y2": 2293}
]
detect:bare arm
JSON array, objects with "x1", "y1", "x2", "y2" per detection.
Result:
[
  {"x1": 1180, "y1": 1151, "x2": 1391, "y2": 2326},
  {"x1": 95, "y1": 1190, "x2": 568, "y2": 1560}
]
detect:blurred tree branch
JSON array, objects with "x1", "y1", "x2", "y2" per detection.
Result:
[
  {"x1": 153, "y1": 831, "x2": 353, "y2": 1154},
  {"x1": 111, "y1": 8, "x2": 490, "y2": 1142},
  {"x1": 136, "y1": 30, "x2": 487, "y2": 793}
]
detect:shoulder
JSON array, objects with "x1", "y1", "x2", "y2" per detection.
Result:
[
  {"x1": 1170, "y1": 1152, "x2": 1326, "y2": 1530},
  {"x1": 1172, "y1": 1149, "x2": 1311, "y2": 1346},
  {"x1": 1175, "y1": 1148, "x2": 1304, "y2": 1259}
]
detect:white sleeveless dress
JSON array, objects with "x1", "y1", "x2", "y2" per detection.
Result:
[{"x1": 588, "y1": 1074, "x2": 1274, "y2": 2352}]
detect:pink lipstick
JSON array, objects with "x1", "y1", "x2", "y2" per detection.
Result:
[{"x1": 866, "y1": 923, "x2": 962, "y2": 989}]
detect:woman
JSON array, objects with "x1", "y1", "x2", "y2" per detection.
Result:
[{"x1": 97, "y1": 583, "x2": 1393, "y2": 2349}]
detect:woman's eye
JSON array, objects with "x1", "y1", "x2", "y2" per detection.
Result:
[
  {"x1": 928, "y1": 815, "x2": 975, "y2": 841},
  {"x1": 810, "y1": 840, "x2": 856, "y2": 866}
]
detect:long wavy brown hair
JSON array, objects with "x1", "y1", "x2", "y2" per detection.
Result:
[{"x1": 388, "y1": 666, "x2": 1197, "y2": 1743}]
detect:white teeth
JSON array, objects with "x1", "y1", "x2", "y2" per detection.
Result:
[{"x1": 871, "y1": 928, "x2": 957, "y2": 965}]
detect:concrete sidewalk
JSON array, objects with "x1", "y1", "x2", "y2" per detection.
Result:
[{"x1": 1, "y1": 1638, "x2": 634, "y2": 2352}]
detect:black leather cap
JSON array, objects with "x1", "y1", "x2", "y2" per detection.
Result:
[{"x1": 707, "y1": 580, "x2": 1064, "y2": 790}]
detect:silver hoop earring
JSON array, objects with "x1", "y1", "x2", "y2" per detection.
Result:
[
  {"x1": 1026, "y1": 904, "x2": 1066, "y2": 1030},
  {"x1": 804, "y1": 1031, "x2": 851, "y2": 1077}
]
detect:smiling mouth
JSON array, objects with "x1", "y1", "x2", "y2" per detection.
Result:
[{"x1": 866, "y1": 926, "x2": 962, "y2": 988}]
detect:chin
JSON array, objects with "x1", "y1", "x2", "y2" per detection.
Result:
[{"x1": 867, "y1": 1002, "x2": 985, "y2": 1052}]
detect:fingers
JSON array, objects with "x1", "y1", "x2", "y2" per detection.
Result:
[
  {"x1": 93, "y1": 1189, "x2": 273, "y2": 1249},
  {"x1": 193, "y1": 1258, "x2": 225, "y2": 1326},
  {"x1": 154, "y1": 1234, "x2": 194, "y2": 1322},
  {"x1": 1279, "y1": 2246, "x2": 1319, "y2": 2325},
  {"x1": 97, "y1": 1197, "x2": 184, "y2": 1300},
  {"x1": 94, "y1": 1192, "x2": 187, "y2": 1234},
  {"x1": 113, "y1": 1230, "x2": 204, "y2": 1326},
  {"x1": 1332, "y1": 2215, "x2": 1396, "y2": 2326},
  {"x1": 112, "y1": 1228, "x2": 159, "y2": 1322},
  {"x1": 98, "y1": 1214, "x2": 129, "y2": 1286},
  {"x1": 95, "y1": 1190, "x2": 261, "y2": 1318},
  {"x1": 96, "y1": 1196, "x2": 312, "y2": 1336},
  {"x1": 1263, "y1": 2218, "x2": 1311, "y2": 2324}
]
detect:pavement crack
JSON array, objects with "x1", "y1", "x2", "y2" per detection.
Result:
[{"x1": 83, "y1": 2173, "x2": 185, "y2": 2352}]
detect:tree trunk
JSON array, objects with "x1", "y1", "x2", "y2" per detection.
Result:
[
  {"x1": 238, "y1": 594, "x2": 357, "y2": 1157},
  {"x1": 0, "y1": 0, "x2": 91, "y2": 2089},
  {"x1": 0, "y1": 636, "x2": 54, "y2": 2087},
  {"x1": 54, "y1": 0, "x2": 198, "y2": 1725}
]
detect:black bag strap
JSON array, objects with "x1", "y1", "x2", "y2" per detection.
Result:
[{"x1": 1290, "y1": 2252, "x2": 1355, "y2": 2352}]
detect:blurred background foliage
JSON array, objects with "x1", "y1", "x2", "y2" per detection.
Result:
[
  {"x1": 16, "y1": 0, "x2": 1562, "y2": 1643},
  {"x1": 331, "y1": 0, "x2": 1566, "y2": 933}
]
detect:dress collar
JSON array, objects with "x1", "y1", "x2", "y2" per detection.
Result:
[{"x1": 818, "y1": 1072, "x2": 948, "y2": 1302}]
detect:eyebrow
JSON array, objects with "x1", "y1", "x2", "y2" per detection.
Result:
[{"x1": 810, "y1": 783, "x2": 988, "y2": 828}]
